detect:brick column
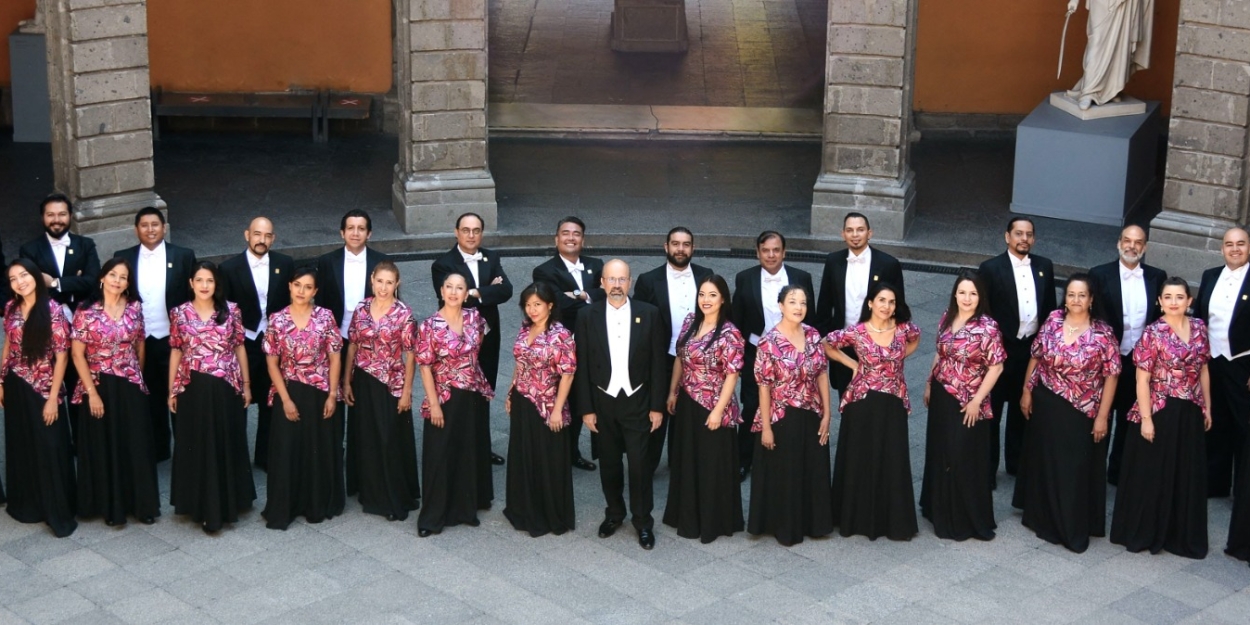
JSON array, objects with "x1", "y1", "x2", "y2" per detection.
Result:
[
  {"x1": 1148, "y1": 0, "x2": 1250, "y2": 279},
  {"x1": 810, "y1": 0, "x2": 917, "y2": 242},
  {"x1": 392, "y1": 0, "x2": 497, "y2": 234},
  {"x1": 45, "y1": 0, "x2": 163, "y2": 256}
]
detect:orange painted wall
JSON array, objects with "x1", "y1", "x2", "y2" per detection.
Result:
[
  {"x1": 147, "y1": 0, "x2": 392, "y2": 93},
  {"x1": 0, "y1": 0, "x2": 37, "y2": 85},
  {"x1": 914, "y1": 0, "x2": 1180, "y2": 115}
]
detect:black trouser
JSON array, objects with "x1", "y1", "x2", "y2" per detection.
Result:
[
  {"x1": 1105, "y1": 353, "x2": 1136, "y2": 484},
  {"x1": 145, "y1": 335, "x2": 173, "y2": 461},
  {"x1": 244, "y1": 334, "x2": 273, "y2": 469},
  {"x1": 645, "y1": 355, "x2": 675, "y2": 475},
  {"x1": 1207, "y1": 356, "x2": 1250, "y2": 498},
  {"x1": 596, "y1": 389, "x2": 654, "y2": 530},
  {"x1": 990, "y1": 335, "x2": 1032, "y2": 482},
  {"x1": 829, "y1": 346, "x2": 856, "y2": 397},
  {"x1": 738, "y1": 343, "x2": 759, "y2": 472}
]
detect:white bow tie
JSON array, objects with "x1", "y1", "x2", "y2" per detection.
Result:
[
  {"x1": 1011, "y1": 256, "x2": 1031, "y2": 269},
  {"x1": 848, "y1": 255, "x2": 868, "y2": 266},
  {"x1": 48, "y1": 238, "x2": 69, "y2": 249},
  {"x1": 763, "y1": 273, "x2": 785, "y2": 285},
  {"x1": 669, "y1": 268, "x2": 692, "y2": 280},
  {"x1": 141, "y1": 249, "x2": 159, "y2": 259},
  {"x1": 1121, "y1": 267, "x2": 1143, "y2": 280},
  {"x1": 345, "y1": 255, "x2": 366, "y2": 265},
  {"x1": 462, "y1": 252, "x2": 483, "y2": 263},
  {"x1": 569, "y1": 262, "x2": 584, "y2": 273},
  {"x1": 251, "y1": 256, "x2": 269, "y2": 269}
]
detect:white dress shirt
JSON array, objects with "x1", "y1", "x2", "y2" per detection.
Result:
[
  {"x1": 137, "y1": 242, "x2": 170, "y2": 339},
  {"x1": 603, "y1": 299, "x2": 640, "y2": 397},
  {"x1": 665, "y1": 264, "x2": 697, "y2": 356},
  {"x1": 1208, "y1": 264, "x2": 1249, "y2": 360},
  {"x1": 753, "y1": 265, "x2": 790, "y2": 346},
  {"x1": 247, "y1": 251, "x2": 270, "y2": 340},
  {"x1": 561, "y1": 256, "x2": 586, "y2": 291},
  {"x1": 341, "y1": 247, "x2": 368, "y2": 338},
  {"x1": 1010, "y1": 253, "x2": 1039, "y2": 339},
  {"x1": 47, "y1": 233, "x2": 73, "y2": 321},
  {"x1": 458, "y1": 245, "x2": 482, "y2": 288},
  {"x1": 844, "y1": 247, "x2": 872, "y2": 329},
  {"x1": 1118, "y1": 262, "x2": 1148, "y2": 356}
]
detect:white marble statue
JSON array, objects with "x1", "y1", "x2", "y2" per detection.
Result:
[
  {"x1": 1064, "y1": 0, "x2": 1154, "y2": 110},
  {"x1": 18, "y1": 0, "x2": 47, "y2": 34}
]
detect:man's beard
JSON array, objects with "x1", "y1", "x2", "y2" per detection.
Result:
[
  {"x1": 44, "y1": 225, "x2": 68, "y2": 239},
  {"x1": 1119, "y1": 249, "x2": 1141, "y2": 265},
  {"x1": 666, "y1": 253, "x2": 690, "y2": 269}
]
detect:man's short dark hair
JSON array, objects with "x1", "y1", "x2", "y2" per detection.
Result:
[
  {"x1": 456, "y1": 212, "x2": 484, "y2": 230},
  {"x1": 667, "y1": 227, "x2": 693, "y2": 244},
  {"x1": 340, "y1": 209, "x2": 372, "y2": 232},
  {"x1": 844, "y1": 212, "x2": 871, "y2": 230},
  {"x1": 756, "y1": 230, "x2": 786, "y2": 249},
  {"x1": 557, "y1": 216, "x2": 585, "y2": 234},
  {"x1": 134, "y1": 207, "x2": 165, "y2": 226},
  {"x1": 41, "y1": 193, "x2": 72, "y2": 215},
  {"x1": 1005, "y1": 215, "x2": 1035, "y2": 233}
]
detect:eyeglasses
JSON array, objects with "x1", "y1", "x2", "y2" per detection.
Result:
[{"x1": 603, "y1": 277, "x2": 630, "y2": 285}]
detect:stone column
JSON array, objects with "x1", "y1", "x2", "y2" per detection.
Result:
[
  {"x1": 811, "y1": 0, "x2": 917, "y2": 242},
  {"x1": 392, "y1": 0, "x2": 497, "y2": 234},
  {"x1": 1148, "y1": 0, "x2": 1250, "y2": 280},
  {"x1": 44, "y1": 0, "x2": 162, "y2": 256}
]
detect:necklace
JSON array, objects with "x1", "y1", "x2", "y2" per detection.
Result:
[
  {"x1": 1064, "y1": 322, "x2": 1088, "y2": 336},
  {"x1": 866, "y1": 321, "x2": 895, "y2": 334}
]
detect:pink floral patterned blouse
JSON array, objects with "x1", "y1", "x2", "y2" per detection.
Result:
[
  {"x1": 512, "y1": 322, "x2": 577, "y2": 425},
  {"x1": 348, "y1": 298, "x2": 416, "y2": 398},
  {"x1": 2, "y1": 299, "x2": 70, "y2": 399},
  {"x1": 1027, "y1": 310, "x2": 1122, "y2": 419},
  {"x1": 70, "y1": 300, "x2": 149, "y2": 403},
  {"x1": 169, "y1": 301, "x2": 246, "y2": 397},
  {"x1": 415, "y1": 308, "x2": 495, "y2": 419},
  {"x1": 931, "y1": 313, "x2": 1007, "y2": 420},
  {"x1": 752, "y1": 324, "x2": 827, "y2": 432},
  {"x1": 1127, "y1": 318, "x2": 1210, "y2": 423},
  {"x1": 263, "y1": 306, "x2": 343, "y2": 406},
  {"x1": 825, "y1": 321, "x2": 922, "y2": 412},
  {"x1": 676, "y1": 313, "x2": 745, "y2": 427}
]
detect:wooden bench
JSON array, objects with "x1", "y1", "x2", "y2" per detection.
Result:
[{"x1": 151, "y1": 88, "x2": 320, "y2": 141}]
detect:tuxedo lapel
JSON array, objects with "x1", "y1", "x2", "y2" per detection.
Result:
[
  {"x1": 1030, "y1": 258, "x2": 1047, "y2": 321},
  {"x1": 1234, "y1": 271, "x2": 1250, "y2": 322},
  {"x1": 39, "y1": 239, "x2": 61, "y2": 279},
  {"x1": 267, "y1": 261, "x2": 285, "y2": 311}
]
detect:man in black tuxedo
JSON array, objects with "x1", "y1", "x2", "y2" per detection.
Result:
[
  {"x1": 315, "y1": 209, "x2": 389, "y2": 348},
  {"x1": 814, "y1": 212, "x2": 905, "y2": 395},
  {"x1": 431, "y1": 212, "x2": 513, "y2": 465},
  {"x1": 219, "y1": 217, "x2": 295, "y2": 469},
  {"x1": 631, "y1": 227, "x2": 712, "y2": 474},
  {"x1": 576, "y1": 259, "x2": 666, "y2": 550},
  {"x1": 533, "y1": 216, "x2": 605, "y2": 471},
  {"x1": 732, "y1": 231, "x2": 814, "y2": 481},
  {"x1": 1088, "y1": 224, "x2": 1165, "y2": 485},
  {"x1": 1194, "y1": 226, "x2": 1250, "y2": 498},
  {"x1": 20, "y1": 193, "x2": 101, "y2": 316},
  {"x1": 114, "y1": 207, "x2": 197, "y2": 461},
  {"x1": 977, "y1": 216, "x2": 1056, "y2": 486}
]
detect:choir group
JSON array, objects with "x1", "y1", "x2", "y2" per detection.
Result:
[{"x1": 2, "y1": 194, "x2": 1250, "y2": 567}]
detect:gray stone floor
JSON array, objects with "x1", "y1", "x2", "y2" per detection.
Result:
[{"x1": 1, "y1": 256, "x2": 1247, "y2": 625}]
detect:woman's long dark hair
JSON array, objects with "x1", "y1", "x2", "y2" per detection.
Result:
[
  {"x1": 677, "y1": 274, "x2": 733, "y2": 352},
  {"x1": 8, "y1": 258, "x2": 54, "y2": 365},
  {"x1": 1063, "y1": 273, "x2": 1107, "y2": 323},
  {"x1": 939, "y1": 269, "x2": 991, "y2": 333},
  {"x1": 518, "y1": 281, "x2": 560, "y2": 329},
  {"x1": 191, "y1": 261, "x2": 229, "y2": 324},
  {"x1": 80, "y1": 257, "x2": 141, "y2": 311},
  {"x1": 857, "y1": 281, "x2": 911, "y2": 325}
]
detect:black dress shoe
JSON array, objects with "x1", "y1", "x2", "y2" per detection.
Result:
[
  {"x1": 638, "y1": 528, "x2": 655, "y2": 550},
  {"x1": 140, "y1": 517, "x2": 155, "y2": 525},
  {"x1": 418, "y1": 528, "x2": 435, "y2": 537},
  {"x1": 598, "y1": 518, "x2": 622, "y2": 538},
  {"x1": 491, "y1": 453, "x2": 506, "y2": 466},
  {"x1": 573, "y1": 456, "x2": 597, "y2": 471}
]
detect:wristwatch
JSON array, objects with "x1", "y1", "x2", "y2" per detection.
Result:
[
  {"x1": 51, "y1": 278, "x2": 60, "y2": 290},
  {"x1": 573, "y1": 289, "x2": 583, "y2": 299}
]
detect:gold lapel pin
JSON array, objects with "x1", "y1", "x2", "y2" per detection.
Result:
[
  {"x1": 482, "y1": 256, "x2": 488, "y2": 263},
  {"x1": 588, "y1": 269, "x2": 594, "y2": 275},
  {"x1": 635, "y1": 317, "x2": 640, "y2": 323},
  {"x1": 167, "y1": 263, "x2": 173, "y2": 268},
  {"x1": 68, "y1": 249, "x2": 74, "y2": 255},
  {"x1": 873, "y1": 275, "x2": 879, "y2": 281},
  {"x1": 275, "y1": 268, "x2": 281, "y2": 275},
  {"x1": 1038, "y1": 271, "x2": 1044, "y2": 277},
  {"x1": 1242, "y1": 295, "x2": 1247, "y2": 301}
]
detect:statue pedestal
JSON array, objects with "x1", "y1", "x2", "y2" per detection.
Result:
[
  {"x1": 8, "y1": 30, "x2": 50, "y2": 143},
  {"x1": 611, "y1": 0, "x2": 688, "y2": 53},
  {"x1": 1010, "y1": 98, "x2": 1159, "y2": 227}
]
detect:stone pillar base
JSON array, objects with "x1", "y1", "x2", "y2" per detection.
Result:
[
  {"x1": 392, "y1": 168, "x2": 498, "y2": 235},
  {"x1": 811, "y1": 172, "x2": 915, "y2": 242},
  {"x1": 1142, "y1": 209, "x2": 1230, "y2": 282},
  {"x1": 73, "y1": 190, "x2": 165, "y2": 258}
]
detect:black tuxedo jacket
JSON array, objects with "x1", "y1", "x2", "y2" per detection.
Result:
[
  {"x1": 977, "y1": 251, "x2": 1057, "y2": 341},
  {"x1": 219, "y1": 250, "x2": 296, "y2": 333},
  {"x1": 632, "y1": 262, "x2": 713, "y2": 352},
  {"x1": 114, "y1": 243, "x2": 198, "y2": 315},
  {"x1": 1195, "y1": 265, "x2": 1250, "y2": 356},
  {"x1": 431, "y1": 246, "x2": 513, "y2": 330},
  {"x1": 574, "y1": 298, "x2": 667, "y2": 416},
  {"x1": 315, "y1": 247, "x2": 390, "y2": 330},
  {"x1": 532, "y1": 255, "x2": 606, "y2": 332},
  {"x1": 1088, "y1": 260, "x2": 1166, "y2": 346},
  {"x1": 814, "y1": 247, "x2": 906, "y2": 334},
  {"x1": 19, "y1": 233, "x2": 101, "y2": 310},
  {"x1": 731, "y1": 264, "x2": 815, "y2": 340}
]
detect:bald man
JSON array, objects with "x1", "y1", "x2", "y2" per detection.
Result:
[
  {"x1": 1088, "y1": 225, "x2": 1166, "y2": 484},
  {"x1": 219, "y1": 217, "x2": 296, "y2": 469}
]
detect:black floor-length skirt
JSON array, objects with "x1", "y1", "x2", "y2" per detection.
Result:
[
  {"x1": 476, "y1": 395, "x2": 495, "y2": 509},
  {"x1": 1012, "y1": 385, "x2": 1106, "y2": 553},
  {"x1": 919, "y1": 383, "x2": 996, "y2": 541},
  {"x1": 503, "y1": 390, "x2": 574, "y2": 537},
  {"x1": 170, "y1": 372, "x2": 256, "y2": 532},
  {"x1": 75, "y1": 374, "x2": 160, "y2": 525},
  {"x1": 347, "y1": 371, "x2": 419, "y2": 520},
  {"x1": 263, "y1": 380, "x2": 346, "y2": 530},
  {"x1": 418, "y1": 388, "x2": 487, "y2": 532},
  {"x1": 831, "y1": 391, "x2": 919, "y2": 541},
  {"x1": 1229, "y1": 426, "x2": 1250, "y2": 565},
  {"x1": 3, "y1": 372, "x2": 77, "y2": 537},
  {"x1": 663, "y1": 392, "x2": 743, "y2": 543},
  {"x1": 747, "y1": 406, "x2": 833, "y2": 546},
  {"x1": 1110, "y1": 398, "x2": 1208, "y2": 558}
]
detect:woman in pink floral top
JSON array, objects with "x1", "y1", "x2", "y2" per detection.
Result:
[
  {"x1": 262, "y1": 266, "x2": 344, "y2": 530},
  {"x1": 919, "y1": 270, "x2": 1005, "y2": 541},
  {"x1": 503, "y1": 281, "x2": 577, "y2": 537},
  {"x1": 168, "y1": 261, "x2": 255, "y2": 534},
  {"x1": 746, "y1": 284, "x2": 833, "y2": 546},
  {"x1": 344, "y1": 261, "x2": 419, "y2": 522},
  {"x1": 416, "y1": 272, "x2": 495, "y2": 536},
  {"x1": 1014, "y1": 273, "x2": 1121, "y2": 553},
  {"x1": 1, "y1": 258, "x2": 76, "y2": 537},
  {"x1": 70, "y1": 257, "x2": 159, "y2": 527},
  {"x1": 825, "y1": 281, "x2": 921, "y2": 541},
  {"x1": 1112, "y1": 277, "x2": 1212, "y2": 559},
  {"x1": 663, "y1": 275, "x2": 745, "y2": 543}
]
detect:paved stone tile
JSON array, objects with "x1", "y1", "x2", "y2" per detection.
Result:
[
  {"x1": 1, "y1": 529, "x2": 80, "y2": 566},
  {"x1": 825, "y1": 583, "x2": 910, "y2": 622},
  {"x1": 1182, "y1": 555, "x2": 1250, "y2": 591},
  {"x1": 726, "y1": 579, "x2": 818, "y2": 618},
  {"x1": 162, "y1": 566, "x2": 251, "y2": 608},
  {"x1": 0, "y1": 569, "x2": 65, "y2": 606},
  {"x1": 87, "y1": 531, "x2": 177, "y2": 567},
  {"x1": 122, "y1": 548, "x2": 214, "y2": 586},
  {"x1": 311, "y1": 551, "x2": 396, "y2": 591},
  {"x1": 957, "y1": 566, "x2": 1043, "y2": 605},
  {"x1": 769, "y1": 562, "x2": 860, "y2": 600},
  {"x1": 1081, "y1": 608, "x2": 1150, "y2": 625},
  {"x1": 1147, "y1": 570, "x2": 1236, "y2": 610},
  {"x1": 69, "y1": 568, "x2": 156, "y2": 607},
  {"x1": 1111, "y1": 588, "x2": 1200, "y2": 625},
  {"x1": 1201, "y1": 589, "x2": 1250, "y2": 624},
  {"x1": 8, "y1": 586, "x2": 96, "y2": 625},
  {"x1": 33, "y1": 547, "x2": 117, "y2": 585},
  {"x1": 987, "y1": 586, "x2": 1100, "y2": 624},
  {"x1": 54, "y1": 609, "x2": 128, "y2": 625},
  {"x1": 105, "y1": 588, "x2": 197, "y2": 625}
]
